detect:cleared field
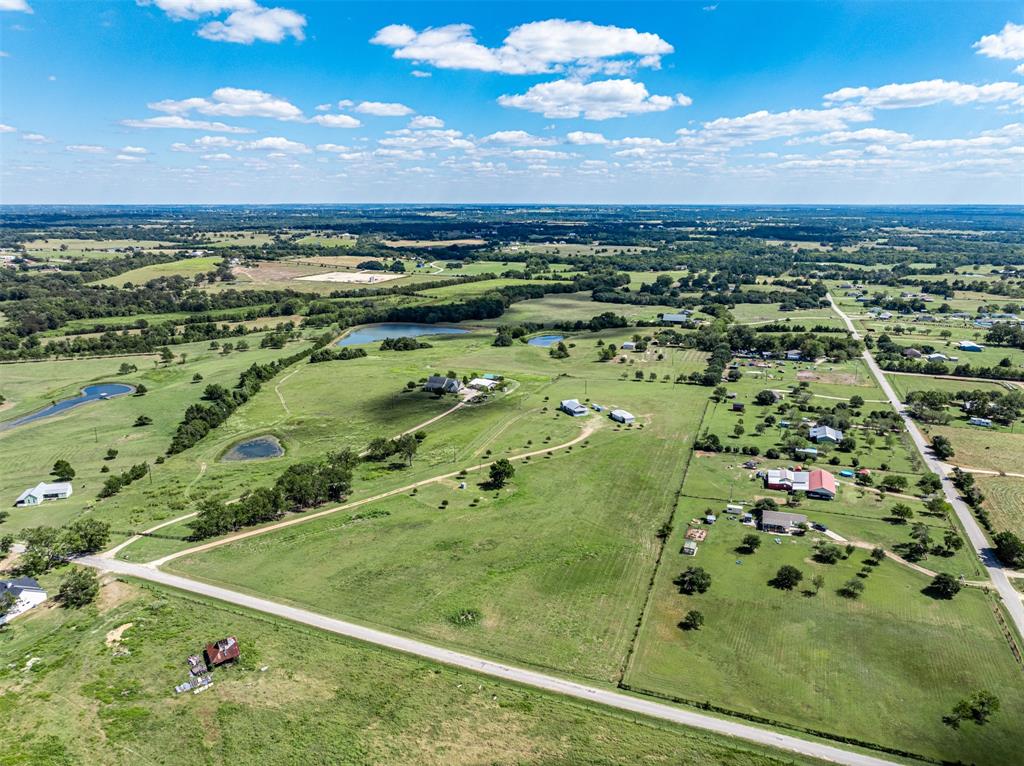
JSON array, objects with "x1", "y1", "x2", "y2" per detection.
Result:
[
  {"x1": 295, "y1": 271, "x2": 405, "y2": 284},
  {"x1": 0, "y1": 333, "x2": 312, "y2": 532},
  {"x1": 626, "y1": 515, "x2": 1024, "y2": 766},
  {"x1": 929, "y1": 424, "x2": 1024, "y2": 473},
  {"x1": 383, "y1": 238, "x2": 486, "y2": 248},
  {"x1": 0, "y1": 580, "x2": 815, "y2": 766},
  {"x1": 888, "y1": 373, "x2": 1011, "y2": 400},
  {"x1": 293, "y1": 233, "x2": 357, "y2": 247},
  {"x1": 978, "y1": 474, "x2": 1024, "y2": 538},
  {"x1": 97, "y1": 256, "x2": 221, "y2": 287},
  {"x1": 469, "y1": 291, "x2": 683, "y2": 327},
  {"x1": 203, "y1": 231, "x2": 276, "y2": 247}
]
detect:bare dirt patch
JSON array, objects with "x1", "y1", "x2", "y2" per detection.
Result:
[
  {"x1": 97, "y1": 578, "x2": 138, "y2": 612},
  {"x1": 295, "y1": 271, "x2": 405, "y2": 284},
  {"x1": 105, "y1": 622, "x2": 133, "y2": 648}
]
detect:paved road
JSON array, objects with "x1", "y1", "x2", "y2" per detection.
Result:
[
  {"x1": 828, "y1": 294, "x2": 1024, "y2": 637},
  {"x1": 78, "y1": 555, "x2": 899, "y2": 766}
]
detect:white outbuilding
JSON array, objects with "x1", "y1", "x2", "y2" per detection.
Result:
[{"x1": 610, "y1": 409, "x2": 635, "y2": 424}]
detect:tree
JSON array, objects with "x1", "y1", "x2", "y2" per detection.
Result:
[
  {"x1": 489, "y1": 458, "x2": 515, "y2": 488},
  {"x1": 133, "y1": 415, "x2": 153, "y2": 427},
  {"x1": 159, "y1": 347, "x2": 174, "y2": 364},
  {"x1": 549, "y1": 341, "x2": 570, "y2": 359},
  {"x1": 51, "y1": 459, "x2": 75, "y2": 481},
  {"x1": 811, "y1": 574, "x2": 825, "y2": 594},
  {"x1": 813, "y1": 543, "x2": 843, "y2": 564},
  {"x1": 395, "y1": 433, "x2": 418, "y2": 466},
  {"x1": 931, "y1": 435, "x2": 955, "y2": 460},
  {"x1": 754, "y1": 390, "x2": 777, "y2": 406},
  {"x1": 890, "y1": 503, "x2": 914, "y2": 523},
  {"x1": 838, "y1": 578, "x2": 865, "y2": 598},
  {"x1": 929, "y1": 572, "x2": 962, "y2": 599},
  {"x1": 739, "y1": 533, "x2": 761, "y2": 554},
  {"x1": 944, "y1": 691, "x2": 1001, "y2": 729},
  {"x1": 192, "y1": 372, "x2": 204, "y2": 383},
  {"x1": 680, "y1": 610, "x2": 704, "y2": 631},
  {"x1": 879, "y1": 474, "x2": 908, "y2": 493},
  {"x1": 849, "y1": 395, "x2": 864, "y2": 408},
  {"x1": 993, "y1": 531, "x2": 1024, "y2": 568},
  {"x1": 917, "y1": 473, "x2": 942, "y2": 494},
  {"x1": 105, "y1": 448, "x2": 118, "y2": 461},
  {"x1": 771, "y1": 565, "x2": 803, "y2": 590},
  {"x1": 943, "y1": 529, "x2": 964, "y2": 553},
  {"x1": 674, "y1": 566, "x2": 712, "y2": 594},
  {"x1": 133, "y1": 384, "x2": 147, "y2": 396},
  {"x1": 733, "y1": 423, "x2": 745, "y2": 438},
  {"x1": 62, "y1": 518, "x2": 111, "y2": 554},
  {"x1": 58, "y1": 567, "x2": 99, "y2": 608}
]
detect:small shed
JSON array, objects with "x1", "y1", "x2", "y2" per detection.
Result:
[
  {"x1": 621, "y1": 341, "x2": 637, "y2": 351},
  {"x1": 725, "y1": 503, "x2": 743, "y2": 514},
  {"x1": 682, "y1": 540, "x2": 699, "y2": 556},
  {"x1": 731, "y1": 402, "x2": 745, "y2": 412},
  {"x1": 969, "y1": 417, "x2": 993, "y2": 427}
]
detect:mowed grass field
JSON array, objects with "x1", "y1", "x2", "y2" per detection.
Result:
[
  {"x1": 0, "y1": 580, "x2": 818, "y2": 766},
  {"x1": 978, "y1": 474, "x2": 1024, "y2": 539},
  {"x1": 468, "y1": 291, "x2": 684, "y2": 327},
  {"x1": 928, "y1": 424, "x2": 1024, "y2": 473},
  {"x1": 164, "y1": 341, "x2": 709, "y2": 681},
  {"x1": 0, "y1": 333, "x2": 313, "y2": 532},
  {"x1": 625, "y1": 516, "x2": 1024, "y2": 766},
  {"x1": 96, "y1": 255, "x2": 222, "y2": 286}
]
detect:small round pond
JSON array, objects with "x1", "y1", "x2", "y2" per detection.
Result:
[
  {"x1": 0, "y1": 382, "x2": 135, "y2": 431},
  {"x1": 338, "y1": 323, "x2": 469, "y2": 347},
  {"x1": 527, "y1": 334, "x2": 564, "y2": 347},
  {"x1": 222, "y1": 435, "x2": 285, "y2": 461}
]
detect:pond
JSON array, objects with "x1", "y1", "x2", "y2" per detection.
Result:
[
  {"x1": 338, "y1": 323, "x2": 469, "y2": 347},
  {"x1": 527, "y1": 334, "x2": 565, "y2": 347},
  {"x1": 0, "y1": 383, "x2": 135, "y2": 430},
  {"x1": 222, "y1": 435, "x2": 284, "y2": 461}
]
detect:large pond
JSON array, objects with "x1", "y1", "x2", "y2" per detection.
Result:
[
  {"x1": 222, "y1": 435, "x2": 284, "y2": 461},
  {"x1": 0, "y1": 382, "x2": 135, "y2": 430},
  {"x1": 527, "y1": 334, "x2": 565, "y2": 347},
  {"x1": 338, "y1": 323, "x2": 469, "y2": 347}
]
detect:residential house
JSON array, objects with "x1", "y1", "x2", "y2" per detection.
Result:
[
  {"x1": 621, "y1": 341, "x2": 637, "y2": 351},
  {"x1": 609, "y1": 409, "x2": 635, "y2": 424},
  {"x1": 423, "y1": 376, "x2": 463, "y2": 395},
  {"x1": 903, "y1": 348, "x2": 923, "y2": 359},
  {"x1": 14, "y1": 481, "x2": 72, "y2": 507},
  {"x1": 0, "y1": 577, "x2": 47, "y2": 624},
  {"x1": 764, "y1": 468, "x2": 836, "y2": 500},
  {"x1": 760, "y1": 510, "x2": 808, "y2": 534},
  {"x1": 784, "y1": 349, "x2": 802, "y2": 361},
  {"x1": 660, "y1": 312, "x2": 692, "y2": 324},
  {"x1": 809, "y1": 425, "x2": 844, "y2": 444},
  {"x1": 560, "y1": 399, "x2": 588, "y2": 417},
  {"x1": 467, "y1": 378, "x2": 498, "y2": 391}
]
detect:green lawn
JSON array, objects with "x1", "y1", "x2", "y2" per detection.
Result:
[
  {"x1": 0, "y1": 579, "x2": 819, "y2": 766},
  {"x1": 625, "y1": 516, "x2": 1024, "y2": 766},
  {"x1": 978, "y1": 474, "x2": 1024, "y2": 539},
  {"x1": 97, "y1": 256, "x2": 222, "y2": 287}
]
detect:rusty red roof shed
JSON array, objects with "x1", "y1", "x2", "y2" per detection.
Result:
[{"x1": 204, "y1": 636, "x2": 240, "y2": 667}]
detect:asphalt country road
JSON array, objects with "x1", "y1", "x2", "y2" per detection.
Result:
[
  {"x1": 78, "y1": 555, "x2": 901, "y2": 766},
  {"x1": 828, "y1": 294, "x2": 1024, "y2": 638}
]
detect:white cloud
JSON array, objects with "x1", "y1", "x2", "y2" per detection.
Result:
[
  {"x1": 371, "y1": 19, "x2": 672, "y2": 75},
  {"x1": 354, "y1": 101, "x2": 414, "y2": 117},
  {"x1": 509, "y1": 148, "x2": 573, "y2": 160},
  {"x1": 374, "y1": 148, "x2": 426, "y2": 161},
  {"x1": 140, "y1": 1, "x2": 306, "y2": 44},
  {"x1": 378, "y1": 128, "x2": 473, "y2": 150},
  {"x1": 21, "y1": 132, "x2": 50, "y2": 143},
  {"x1": 974, "y1": 22, "x2": 1024, "y2": 61},
  {"x1": 66, "y1": 144, "x2": 107, "y2": 154},
  {"x1": 310, "y1": 114, "x2": 362, "y2": 128},
  {"x1": 697, "y1": 106, "x2": 873, "y2": 145},
  {"x1": 120, "y1": 145, "x2": 149, "y2": 154},
  {"x1": 171, "y1": 135, "x2": 243, "y2": 151},
  {"x1": 409, "y1": 115, "x2": 444, "y2": 129},
  {"x1": 481, "y1": 130, "x2": 556, "y2": 146},
  {"x1": 824, "y1": 79, "x2": 1024, "y2": 109},
  {"x1": 314, "y1": 103, "x2": 332, "y2": 112},
  {"x1": 0, "y1": 123, "x2": 16, "y2": 133},
  {"x1": 411, "y1": 70, "x2": 431, "y2": 78},
  {"x1": 201, "y1": 152, "x2": 234, "y2": 160},
  {"x1": 566, "y1": 130, "x2": 608, "y2": 145},
  {"x1": 115, "y1": 153, "x2": 147, "y2": 162},
  {"x1": 244, "y1": 136, "x2": 310, "y2": 153},
  {"x1": 796, "y1": 128, "x2": 913, "y2": 145},
  {"x1": 0, "y1": 0, "x2": 33, "y2": 13},
  {"x1": 315, "y1": 143, "x2": 353, "y2": 153},
  {"x1": 121, "y1": 115, "x2": 253, "y2": 132},
  {"x1": 499, "y1": 78, "x2": 690, "y2": 120},
  {"x1": 149, "y1": 87, "x2": 303, "y2": 120}
]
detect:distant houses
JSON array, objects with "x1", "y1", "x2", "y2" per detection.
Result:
[
  {"x1": 764, "y1": 468, "x2": 837, "y2": 500},
  {"x1": 0, "y1": 577, "x2": 47, "y2": 624},
  {"x1": 14, "y1": 481, "x2": 72, "y2": 508},
  {"x1": 969, "y1": 417, "x2": 993, "y2": 427},
  {"x1": 423, "y1": 376, "x2": 462, "y2": 395},
  {"x1": 559, "y1": 399, "x2": 588, "y2": 417}
]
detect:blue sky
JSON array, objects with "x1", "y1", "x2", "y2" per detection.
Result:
[{"x1": 1, "y1": 0, "x2": 1023, "y2": 204}]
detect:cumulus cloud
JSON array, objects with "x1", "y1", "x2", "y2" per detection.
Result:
[
  {"x1": 21, "y1": 132, "x2": 51, "y2": 143},
  {"x1": 697, "y1": 106, "x2": 873, "y2": 145},
  {"x1": 371, "y1": 19, "x2": 672, "y2": 75},
  {"x1": 509, "y1": 148, "x2": 573, "y2": 160},
  {"x1": 115, "y1": 153, "x2": 147, "y2": 162},
  {"x1": 121, "y1": 115, "x2": 254, "y2": 132},
  {"x1": 354, "y1": 101, "x2": 414, "y2": 117},
  {"x1": 499, "y1": 78, "x2": 690, "y2": 120},
  {"x1": 794, "y1": 128, "x2": 913, "y2": 145},
  {"x1": 244, "y1": 136, "x2": 310, "y2": 153},
  {"x1": 0, "y1": 123, "x2": 16, "y2": 133},
  {"x1": 824, "y1": 79, "x2": 1024, "y2": 109},
  {"x1": 566, "y1": 130, "x2": 608, "y2": 145},
  {"x1": 411, "y1": 70, "x2": 432, "y2": 78},
  {"x1": 409, "y1": 115, "x2": 444, "y2": 129},
  {"x1": 149, "y1": 87, "x2": 303, "y2": 120},
  {"x1": 378, "y1": 128, "x2": 474, "y2": 150},
  {"x1": 139, "y1": 1, "x2": 306, "y2": 44},
  {"x1": 66, "y1": 144, "x2": 107, "y2": 154},
  {"x1": 0, "y1": 0, "x2": 33, "y2": 13},
  {"x1": 974, "y1": 22, "x2": 1024, "y2": 62},
  {"x1": 481, "y1": 130, "x2": 556, "y2": 146},
  {"x1": 310, "y1": 114, "x2": 362, "y2": 128},
  {"x1": 120, "y1": 145, "x2": 149, "y2": 154},
  {"x1": 171, "y1": 135, "x2": 244, "y2": 151}
]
